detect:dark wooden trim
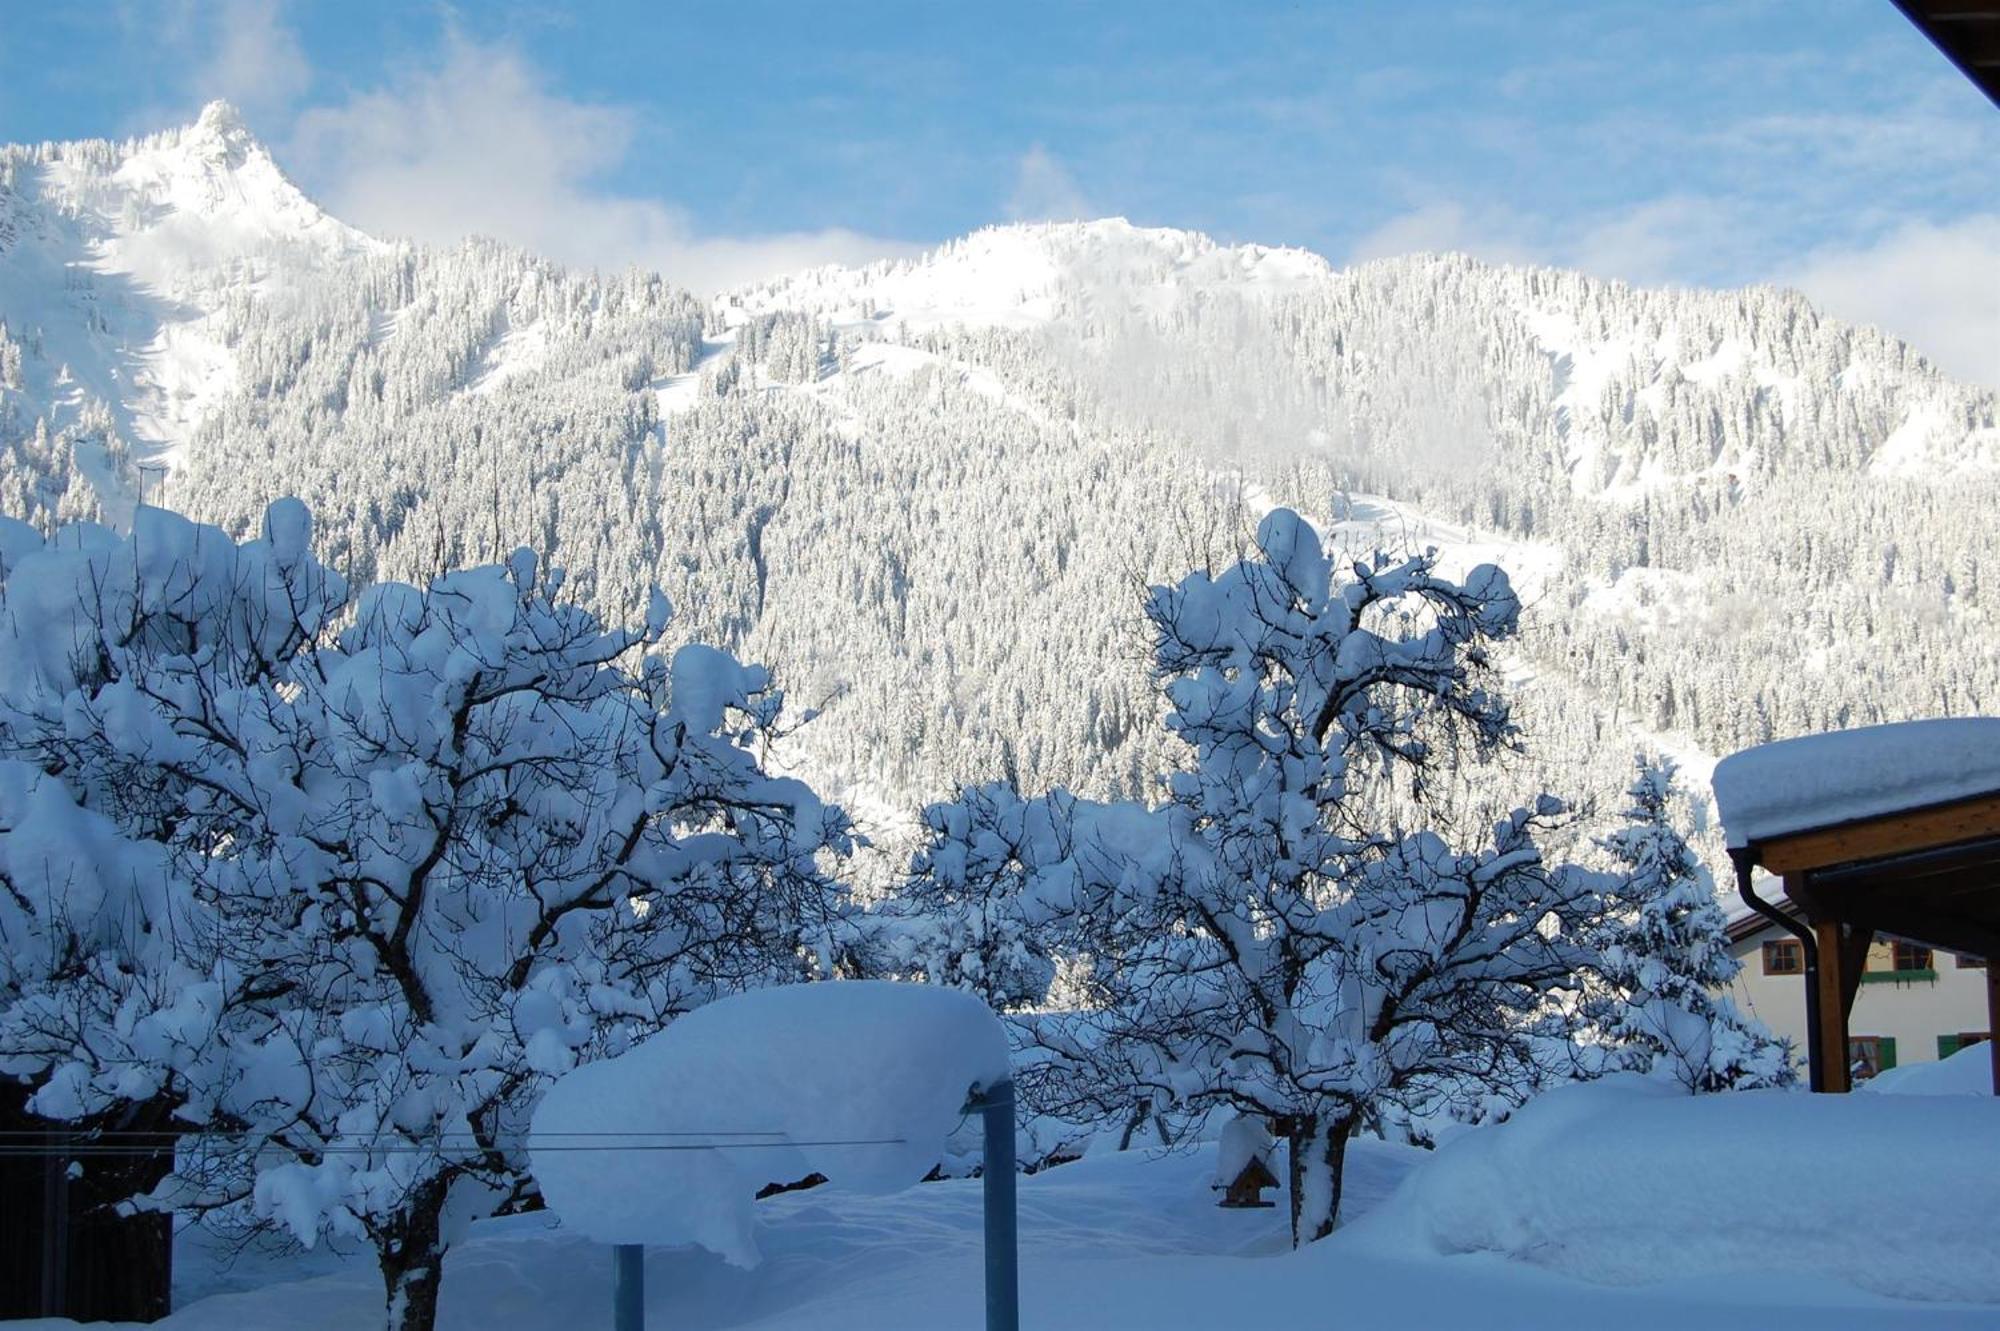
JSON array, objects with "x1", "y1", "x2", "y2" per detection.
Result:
[
  {"x1": 1838, "y1": 924, "x2": 1874, "y2": 1017},
  {"x1": 1989, "y1": 968, "x2": 2000, "y2": 1096},
  {"x1": 1892, "y1": 0, "x2": 2000, "y2": 107},
  {"x1": 1753, "y1": 792, "x2": 2000, "y2": 874},
  {"x1": 1815, "y1": 918, "x2": 1853, "y2": 1093},
  {"x1": 1821, "y1": 901, "x2": 2000, "y2": 964}
]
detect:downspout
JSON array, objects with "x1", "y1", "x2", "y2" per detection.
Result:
[{"x1": 1731, "y1": 849, "x2": 1824, "y2": 1093}]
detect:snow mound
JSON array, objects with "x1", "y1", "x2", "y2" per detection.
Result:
[
  {"x1": 530, "y1": 981, "x2": 1009, "y2": 1265},
  {"x1": 1863, "y1": 1041, "x2": 1994, "y2": 1096},
  {"x1": 1711, "y1": 718, "x2": 2000, "y2": 847},
  {"x1": 1343, "y1": 1075, "x2": 2000, "y2": 1302}
]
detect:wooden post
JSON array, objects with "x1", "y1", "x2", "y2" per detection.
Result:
[
  {"x1": 1988, "y1": 964, "x2": 2000, "y2": 1097},
  {"x1": 1837, "y1": 925, "x2": 1873, "y2": 1017},
  {"x1": 40, "y1": 1129, "x2": 68, "y2": 1319},
  {"x1": 1814, "y1": 919, "x2": 1852, "y2": 1093}
]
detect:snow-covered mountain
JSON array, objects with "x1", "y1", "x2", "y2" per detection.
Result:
[
  {"x1": 3, "y1": 105, "x2": 1996, "y2": 861},
  {"x1": 729, "y1": 219, "x2": 1334, "y2": 329},
  {"x1": 0, "y1": 102, "x2": 375, "y2": 520}
]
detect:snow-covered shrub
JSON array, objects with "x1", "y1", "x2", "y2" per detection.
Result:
[{"x1": 0, "y1": 501, "x2": 853, "y2": 1331}]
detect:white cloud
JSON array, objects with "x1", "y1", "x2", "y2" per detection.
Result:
[
  {"x1": 1564, "y1": 196, "x2": 1748, "y2": 289},
  {"x1": 1344, "y1": 202, "x2": 1539, "y2": 267},
  {"x1": 1776, "y1": 216, "x2": 2000, "y2": 391},
  {"x1": 1005, "y1": 146, "x2": 1092, "y2": 222},
  {"x1": 194, "y1": 0, "x2": 311, "y2": 123},
  {"x1": 278, "y1": 34, "x2": 912, "y2": 293}
]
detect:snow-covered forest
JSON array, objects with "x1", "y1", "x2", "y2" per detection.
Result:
[
  {"x1": 3, "y1": 107, "x2": 1995, "y2": 871},
  {"x1": 1, "y1": 102, "x2": 1997, "y2": 1331}
]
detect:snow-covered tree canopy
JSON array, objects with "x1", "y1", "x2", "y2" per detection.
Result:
[
  {"x1": 864, "y1": 782, "x2": 1090, "y2": 1010},
  {"x1": 0, "y1": 501, "x2": 853, "y2": 1331},
  {"x1": 907, "y1": 509, "x2": 1604, "y2": 1244}
]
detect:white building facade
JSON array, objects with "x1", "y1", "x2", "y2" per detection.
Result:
[{"x1": 1727, "y1": 912, "x2": 1992, "y2": 1080}]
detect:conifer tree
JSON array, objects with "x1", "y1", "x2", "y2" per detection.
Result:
[{"x1": 1593, "y1": 755, "x2": 1795, "y2": 1092}]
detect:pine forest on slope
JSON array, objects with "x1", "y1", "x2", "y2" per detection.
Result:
[{"x1": 1, "y1": 102, "x2": 1995, "y2": 869}]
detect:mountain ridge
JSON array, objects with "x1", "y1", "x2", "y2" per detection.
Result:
[
  {"x1": 1, "y1": 107, "x2": 1994, "y2": 872},
  {"x1": 4, "y1": 105, "x2": 1992, "y2": 497}
]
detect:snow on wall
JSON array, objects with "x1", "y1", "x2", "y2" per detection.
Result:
[
  {"x1": 530, "y1": 981, "x2": 1010, "y2": 1264},
  {"x1": 1711, "y1": 717, "x2": 2000, "y2": 847}
]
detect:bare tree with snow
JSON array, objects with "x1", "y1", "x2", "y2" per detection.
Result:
[
  {"x1": 937, "y1": 509, "x2": 1606, "y2": 1244},
  {"x1": 0, "y1": 502, "x2": 853, "y2": 1331}
]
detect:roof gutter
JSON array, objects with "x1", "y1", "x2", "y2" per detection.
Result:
[{"x1": 1731, "y1": 848, "x2": 1825, "y2": 1092}]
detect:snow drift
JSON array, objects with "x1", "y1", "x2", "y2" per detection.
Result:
[
  {"x1": 1863, "y1": 1041, "x2": 1995, "y2": 1097},
  {"x1": 1345, "y1": 1075, "x2": 2000, "y2": 1303}
]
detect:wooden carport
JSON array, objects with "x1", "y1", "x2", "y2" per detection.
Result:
[
  {"x1": 1892, "y1": 1, "x2": 2000, "y2": 110},
  {"x1": 1715, "y1": 720, "x2": 2000, "y2": 1094}
]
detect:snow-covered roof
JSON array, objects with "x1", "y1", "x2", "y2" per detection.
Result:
[{"x1": 1711, "y1": 718, "x2": 2000, "y2": 849}]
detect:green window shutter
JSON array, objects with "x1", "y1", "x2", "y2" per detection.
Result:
[
  {"x1": 1878, "y1": 1037, "x2": 1898, "y2": 1070},
  {"x1": 1940, "y1": 1035, "x2": 1962, "y2": 1059}
]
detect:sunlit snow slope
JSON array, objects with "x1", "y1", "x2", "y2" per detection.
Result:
[{"x1": 1, "y1": 106, "x2": 1996, "y2": 871}]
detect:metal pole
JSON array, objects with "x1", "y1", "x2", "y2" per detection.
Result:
[
  {"x1": 613, "y1": 1243, "x2": 644, "y2": 1331},
  {"x1": 974, "y1": 1080, "x2": 1018, "y2": 1331},
  {"x1": 40, "y1": 1128, "x2": 68, "y2": 1318}
]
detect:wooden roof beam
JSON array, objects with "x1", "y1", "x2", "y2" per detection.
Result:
[
  {"x1": 1752, "y1": 792, "x2": 2000, "y2": 875},
  {"x1": 1921, "y1": 2, "x2": 2000, "y2": 19}
]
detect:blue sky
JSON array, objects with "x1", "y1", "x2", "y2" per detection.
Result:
[{"x1": 1, "y1": 1, "x2": 1995, "y2": 380}]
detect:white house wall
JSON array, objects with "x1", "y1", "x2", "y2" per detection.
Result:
[{"x1": 1727, "y1": 932, "x2": 1992, "y2": 1076}]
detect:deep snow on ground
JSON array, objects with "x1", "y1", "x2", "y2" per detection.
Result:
[
  {"x1": 1349, "y1": 1076, "x2": 2000, "y2": 1304},
  {"x1": 13, "y1": 1103, "x2": 1998, "y2": 1331},
  {"x1": 1865, "y1": 1041, "x2": 1997, "y2": 1096}
]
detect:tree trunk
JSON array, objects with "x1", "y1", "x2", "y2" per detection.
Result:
[
  {"x1": 379, "y1": 1178, "x2": 450, "y2": 1331},
  {"x1": 1285, "y1": 1111, "x2": 1353, "y2": 1246},
  {"x1": 1116, "y1": 1100, "x2": 1148, "y2": 1151}
]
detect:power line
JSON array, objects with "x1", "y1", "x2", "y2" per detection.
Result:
[
  {"x1": 0, "y1": 1129, "x2": 792, "y2": 1140},
  {"x1": 0, "y1": 1134, "x2": 909, "y2": 1158}
]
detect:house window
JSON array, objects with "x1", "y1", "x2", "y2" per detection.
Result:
[
  {"x1": 1863, "y1": 943, "x2": 1938, "y2": 984},
  {"x1": 1848, "y1": 1035, "x2": 1896, "y2": 1081},
  {"x1": 1938, "y1": 1032, "x2": 1990, "y2": 1059},
  {"x1": 1956, "y1": 953, "x2": 1988, "y2": 969},
  {"x1": 1762, "y1": 939, "x2": 1804, "y2": 975}
]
